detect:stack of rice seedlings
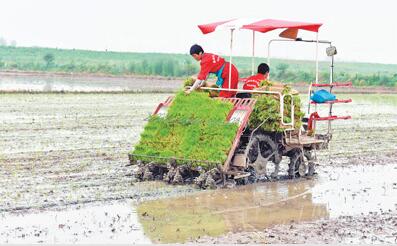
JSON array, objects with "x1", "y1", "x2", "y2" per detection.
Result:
[
  {"x1": 249, "y1": 81, "x2": 304, "y2": 132},
  {"x1": 130, "y1": 91, "x2": 238, "y2": 188},
  {"x1": 183, "y1": 77, "x2": 220, "y2": 97}
]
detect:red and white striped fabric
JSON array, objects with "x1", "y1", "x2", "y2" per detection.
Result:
[{"x1": 198, "y1": 18, "x2": 322, "y2": 35}]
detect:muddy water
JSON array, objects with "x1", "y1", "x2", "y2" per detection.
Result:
[
  {"x1": 137, "y1": 164, "x2": 397, "y2": 243},
  {"x1": 0, "y1": 201, "x2": 150, "y2": 244},
  {"x1": 314, "y1": 165, "x2": 397, "y2": 217},
  {"x1": 0, "y1": 74, "x2": 181, "y2": 92}
]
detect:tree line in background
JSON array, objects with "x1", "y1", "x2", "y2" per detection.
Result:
[
  {"x1": 0, "y1": 51, "x2": 199, "y2": 77},
  {"x1": 0, "y1": 49, "x2": 396, "y2": 87},
  {"x1": 269, "y1": 63, "x2": 397, "y2": 87}
]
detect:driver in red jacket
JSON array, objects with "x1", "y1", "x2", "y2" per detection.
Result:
[
  {"x1": 186, "y1": 44, "x2": 239, "y2": 98},
  {"x1": 236, "y1": 63, "x2": 269, "y2": 98}
]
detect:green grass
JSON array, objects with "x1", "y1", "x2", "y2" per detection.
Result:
[
  {"x1": 131, "y1": 91, "x2": 238, "y2": 168},
  {"x1": 0, "y1": 46, "x2": 396, "y2": 86}
]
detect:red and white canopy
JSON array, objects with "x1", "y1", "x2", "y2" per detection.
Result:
[
  {"x1": 198, "y1": 18, "x2": 323, "y2": 83},
  {"x1": 198, "y1": 18, "x2": 322, "y2": 35}
]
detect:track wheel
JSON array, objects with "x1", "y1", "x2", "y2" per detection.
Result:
[
  {"x1": 236, "y1": 166, "x2": 257, "y2": 185},
  {"x1": 246, "y1": 134, "x2": 281, "y2": 180},
  {"x1": 288, "y1": 149, "x2": 305, "y2": 178},
  {"x1": 304, "y1": 149, "x2": 316, "y2": 177}
]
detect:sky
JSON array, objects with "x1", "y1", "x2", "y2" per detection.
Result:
[{"x1": 0, "y1": 0, "x2": 396, "y2": 64}]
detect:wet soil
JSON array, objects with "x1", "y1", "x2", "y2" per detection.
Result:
[
  {"x1": 0, "y1": 93, "x2": 199, "y2": 214},
  {"x1": 1, "y1": 92, "x2": 397, "y2": 243},
  {"x1": 195, "y1": 209, "x2": 397, "y2": 244},
  {"x1": 138, "y1": 164, "x2": 397, "y2": 243},
  {"x1": 0, "y1": 200, "x2": 149, "y2": 244},
  {"x1": 190, "y1": 94, "x2": 397, "y2": 244}
]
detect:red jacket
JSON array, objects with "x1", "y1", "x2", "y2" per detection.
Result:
[
  {"x1": 197, "y1": 53, "x2": 239, "y2": 98},
  {"x1": 242, "y1": 73, "x2": 265, "y2": 90},
  {"x1": 197, "y1": 53, "x2": 225, "y2": 80}
]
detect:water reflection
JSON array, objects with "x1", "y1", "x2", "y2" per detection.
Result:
[
  {"x1": 138, "y1": 179, "x2": 328, "y2": 243},
  {"x1": 138, "y1": 164, "x2": 397, "y2": 243},
  {"x1": 0, "y1": 75, "x2": 180, "y2": 92},
  {"x1": 0, "y1": 201, "x2": 149, "y2": 244},
  {"x1": 0, "y1": 77, "x2": 129, "y2": 92}
]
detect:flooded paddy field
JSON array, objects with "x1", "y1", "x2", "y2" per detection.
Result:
[
  {"x1": 1, "y1": 92, "x2": 396, "y2": 243},
  {"x1": 2, "y1": 71, "x2": 395, "y2": 94},
  {"x1": 0, "y1": 72, "x2": 181, "y2": 93}
]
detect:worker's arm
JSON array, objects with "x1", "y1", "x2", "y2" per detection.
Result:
[
  {"x1": 189, "y1": 79, "x2": 205, "y2": 92},
  {"x1": 186, "y1": 57, "x2": 211, "y2": 93},
  {"x1": 186, "y1": 54, "x2": 213, "y2": 94}
]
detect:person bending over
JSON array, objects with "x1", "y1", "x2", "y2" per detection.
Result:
[{"x1": 186, "y1": 44, "x2": 239, "y2": 98}]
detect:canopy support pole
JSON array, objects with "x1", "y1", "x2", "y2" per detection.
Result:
[
  {"x1": 315, "y1": 32, "x2": 319, "y2": 84},
  {"x1": 329, "y1": 43, "x2": 334, "y2": 86},
  {"x1": 327, "y1": 42, "x2": 334, "y2": 135},
  {"x1": 251, "y1": 31, "x2": 255, "y2": 75},
  {"x1": 267, "y1": 40, "x2": 272, "y2": 80},
  {"x1": 308, "y1": 31, "x2": 320, "y2": 114},
  {"x1": 228, "y1": 29, "x2": 234, "y2": 90}
]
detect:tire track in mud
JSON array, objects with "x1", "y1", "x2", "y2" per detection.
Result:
[{"x1": 0, "y1": 93, "x2": 197, "y2": 213}]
